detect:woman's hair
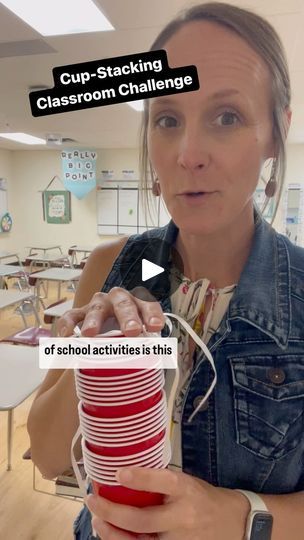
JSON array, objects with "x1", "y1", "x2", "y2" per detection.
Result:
[{"x1": 139, "y1": 2, "x2": 291, "y2": 224}]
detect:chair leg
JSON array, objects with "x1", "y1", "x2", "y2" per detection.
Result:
[
  {"x1": 17, "y1": 305, "x2": 29, "y2": 329},
  {"x1": 30, "y1": 299, "x2": 41, "y2": 326},
  {"x1": 7, "y1": 409, "x2": 14, "y2": 471},
  {"x1": 57, "y1": 281, "x2": 61, "y2": 300}
]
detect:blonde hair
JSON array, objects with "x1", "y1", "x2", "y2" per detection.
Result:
[{"x1": 139, "y1": 2, "x2": 291, "y2": 224}]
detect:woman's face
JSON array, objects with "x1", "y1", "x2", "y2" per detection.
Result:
[{"x1": 147, "y1": 21, "x2": 276, "y2": 235}]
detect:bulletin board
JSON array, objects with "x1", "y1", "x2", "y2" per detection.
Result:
[
  {"x1": 97, "y1": 182, "x2": 170, "y2": 235},
  {"x1": 43, "y1": 190, "x2": 71, "y2": 224}
]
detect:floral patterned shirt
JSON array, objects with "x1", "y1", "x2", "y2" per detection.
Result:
[{"x1": 168, "y1": 265, "x2": 236, "y2": 471}]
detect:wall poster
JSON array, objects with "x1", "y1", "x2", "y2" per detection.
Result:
[{"x1": 43, "y1": 190, "x2": 71, "y2": 224}]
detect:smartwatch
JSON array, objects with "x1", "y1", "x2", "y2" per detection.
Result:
[{"x1": 235, "y1": 489, "x2": 273, "y2": 540}]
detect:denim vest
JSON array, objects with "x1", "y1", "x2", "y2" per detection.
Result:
[{"x1": 73, "y1": 214, "x2": 304, "y2": 539}]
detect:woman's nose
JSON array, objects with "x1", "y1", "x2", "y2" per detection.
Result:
[{"x1": 177, "y1": 128, "x2": 210, "y2": 172}]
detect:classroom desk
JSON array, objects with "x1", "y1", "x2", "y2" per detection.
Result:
[
  {"x1": 69, "y1": 245, "x2": 93, "y2": 266},
  {"x1": 0, "y1": 264, "x2": 24, "y2": 278},
  {"x1": 0, "y1": 251, "x2": 22, "y2": 265},
  {"x1": 0, "y1": 344, "x2": 46, "y2": 470},
  {"x1": 26, "y1": 245, "x2": 62, "y2": 256},
  {"x1": 43, "y1": 299, "x2": 73, "y2": 334},
  {"x1": 0, "y1": 290, "x2": 34, "y2": 309},
  {"x1": 26, "y1": 253, "x2": 72, "y2": 273},
  {"x1": 43, "y1": 298, "x2": 73, "y2": 318},
  {"x1": 30, "y1": 268, "x2": 82, "y2": 303},
  {"x1": 0, "y1": 290, "x2": 40, "y2": 326}
]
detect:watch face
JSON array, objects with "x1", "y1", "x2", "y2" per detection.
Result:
[{"x1": 251, "y1": 513, "x2": 273, "y2": 540}]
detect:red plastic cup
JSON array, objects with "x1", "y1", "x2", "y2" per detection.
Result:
[
  {"x1": 92, "y1": 480, "x2": 164, "y2": 507},
  {"x1": 82, "y1": 389, "x2": 163, "y2": 418},
  {"x1": 86, "y1": 429, "x2": 166, "y2": 457},
  {"x1": 76, "y1": 378, "x2": 163, "y2": 403},
  {"x1": 78, "y1": 397, "x2": 166, "y2": 426},
  {"x1": 77, "y1": 368, "x2": 161, "y2": 385},
  {"x1": 82, "y1": 435, "x2": 168, "y2": 464},
  {"x1": 79, "y1": 410, "x2": 167, "y2": 437},
  {"x1": 79, "y1": 402, "x2": 166, "y2": 425},
  {"x1": 85, "y1": 453, "x2": 166, "y2": 474},
  {"x1": 80, "y1": 367, "x2": 144, "y2": 377},
  {"x1": 83, "y1": 421, "x2": 166, "y2": 448},
  {"x1": 78, "y1": 329, "x2": 145, "y2": 377},
  {"x1": 76, "y1": 371, "x2": 163, "y2": 394},
  {"x1": 84, "y1": 452, "x2": 169, "y2": 481}
]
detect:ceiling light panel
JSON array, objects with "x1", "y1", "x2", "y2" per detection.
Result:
[
  {"x1": 1, "y1": 0, "x2": 114, "y2": 36},
  {"x1": 0, "y1": 133, "x2": 46, "y2": 145}
]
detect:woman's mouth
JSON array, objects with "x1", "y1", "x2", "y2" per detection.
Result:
[{"x1": 177, "y1": 192, "x2": 215, "y2": 204}]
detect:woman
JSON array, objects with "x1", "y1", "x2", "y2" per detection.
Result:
[{"x1": 28, "y1": 3, "x2": 304, "y2": 539}]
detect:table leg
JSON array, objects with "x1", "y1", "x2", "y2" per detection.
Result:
[
  {"x1": 30, "y1": 299, "x2": 41, "y2": 325},
  {"x1": 7, "y1": 409, "x2": 14, "y2": 471},
  {"x1": 57, "y1": 281, "x2": 61, "y2": 300},
  {"x1": 36, "y1": 281, "x2": 46, "y2": 310},
  {"x1": 18, "y1": 304, "x2": 28, "y2": 328}
]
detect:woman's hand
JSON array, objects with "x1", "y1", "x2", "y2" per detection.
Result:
[
  {"x1": 85, "y1": 467, "x2": 250, "y2": 539},
  {"x1": 57, "y1": 287, "x2": 166, "y2": 337}
]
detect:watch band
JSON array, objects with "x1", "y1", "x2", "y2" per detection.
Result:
[
  {"x1": 235, "y1": 489, "x2": 269, "y2": 512},
  {"x1": 235, "y1": 489, "x2": 273, "y2": 540}
]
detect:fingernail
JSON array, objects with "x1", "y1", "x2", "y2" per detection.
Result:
[
  {"x1": 82, "y1": 320, "x2": 97, "y2": 331},
  {"x1": 60, "y1": 326, "x2": 67, "y2": 337},
  {"x1": 116, "y1": 468, "x2": 133, "y2": 483},
  {"x1": 125, "y1": 320, "x2": 140, "y2": 330},
  {"x1": 149, "y1": 317, "x2": 162, "y2": 325}
]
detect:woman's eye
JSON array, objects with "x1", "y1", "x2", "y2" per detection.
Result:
[
  {"x1": 215, "y1": 111, "x2": 240, "y2": 127},
  {"x1": 155, "y1": 116, "x2": 178, "y2": 128}
]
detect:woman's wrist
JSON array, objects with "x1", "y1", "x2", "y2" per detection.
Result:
[{"x1": 216, "y1": 486, "x2": 250, "y2": 539}]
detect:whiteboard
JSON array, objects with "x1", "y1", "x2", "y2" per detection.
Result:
[
  {"x1": 118, "y1": 189, "x2": 138, "y2": 233},
  {"x1": 97, "y1": 183, "x2": 170, "y2": 235},
  {"x1": 97, "y1": 189, "x2": 118, "y2": 234}
]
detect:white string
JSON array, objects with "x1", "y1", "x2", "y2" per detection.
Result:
[
  {"x1": 71, "y1": 424, "x2": 87, "y2": 497},
  {"x1": 163, "y1": 313, "x2": 217, "y2": 423}
]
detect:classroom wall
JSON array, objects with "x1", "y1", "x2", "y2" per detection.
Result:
[
  {"x1": 273, "y1": 143, "x2": 304, "y2": 232},
  {"x1": 0, "y1": 148, "x2": 13, "y2": 181},
  {"x1": 0, "y1": 149, "x2": 13, "y2": 250},
  {"x1": 0, "y1": 143, "x2": 303, "y2": 257},
  {"x1": 0, "y1": 148, "x2": 139, "y2": 258}
]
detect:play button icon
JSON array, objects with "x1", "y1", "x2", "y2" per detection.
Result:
[
  {"x1": 142, "y1": 259, "x2": 164, "y2": 282},
  {"x1": 118, "y1": 235, "x2": 184, "y2": 303}
]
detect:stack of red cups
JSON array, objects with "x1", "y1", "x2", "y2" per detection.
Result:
[{"x1": 75, "y1": 357, "x2": 171, "y2": 508}]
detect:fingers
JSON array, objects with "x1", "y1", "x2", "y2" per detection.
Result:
[
  {"x1": 80, "y1": 293, "x2": 114, "y2": 336},
  {"x1": 107, "y1": 288, "x2": 144, "y2": 336},
  {"x1": 108, "y1": 288, "x2": 165, "y2": 336},
  {"x1": 58, "y1": 287, "x2": 166, "y2": 338},
  {"x1": 116, "y1": 468, "x2": 181, "y2": 498},
  {"x1": 91, "y1": 518, "x2": 138, "y2": 539},
  {"x1": 57, "y1": 293, "x2": 113, "y2": 337},
  {"x1": 130, "y1": 287, "x2": 166, "y2": 333},
  {"x1": 86, "y1": 494, "x2": 172, "y2": 535},
  {"x1": 57, "y1": 307, "x2": 88, "y2": 337}
]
